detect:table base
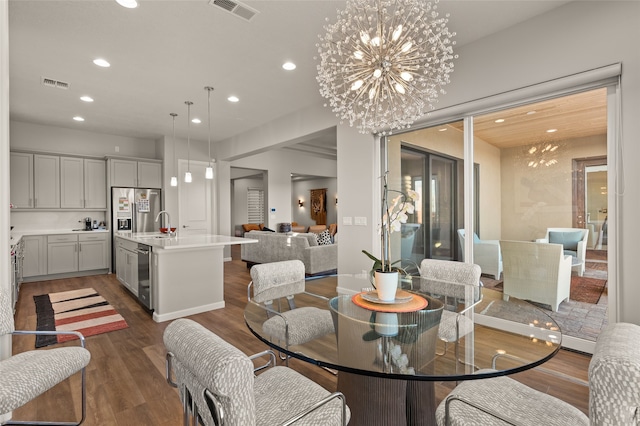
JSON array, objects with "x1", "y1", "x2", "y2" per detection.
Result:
[{"x1": 338, "y1": 372, "x2": 436, "y2": 426}]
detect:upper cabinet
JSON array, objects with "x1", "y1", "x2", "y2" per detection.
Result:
[
  {"x1": 10, "y1": 152, "x2": 34, "y2": 208},
  {"x1": 34, "y1": 154, "x2": 60, "y2": 208},
  {"x1": 10, "y1": 151, "x2": 107, "y2": 211},
  {"x1": 109, "y1": 158, "x2": 162, "y2": 188},
  {"x1": 60, "y1": 157, "x2": 107, "y2": 209}
]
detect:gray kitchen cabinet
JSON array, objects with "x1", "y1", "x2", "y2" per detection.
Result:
[
  {"x1": 60, "y1": 156, "x2": 84, "y2": 208},
  {"x1": 60, "y1": 157, "x2": 107, "y2": 209},
  {"x1": 47, "y1": 234, "x2": 78, "y2": 274},
  {"x1": 10, "y1": 152, "x2": 34, "y2": 208},
  {"x1": 109, "y1": 158, "x2": 162, "y2": 188},
  {"x1": 84, "y1": 159, "x2": 107, "y2": 209},
  {"x1": 34, "y1": 154, "x2": 60, "y2": 208},
  {"x1": 22, "y1": 235, "x2": 47, "y2": 277},
  {"x1": 115, "y1": 237, "x2": 138, "y2": 295},
  {"x1": 78, "y1": 233, "x2": 108, "y2": 270}
]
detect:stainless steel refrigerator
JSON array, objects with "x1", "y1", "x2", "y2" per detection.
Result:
[{"x1": 110, "y1": 187, "x2": 162, "y2": 265}]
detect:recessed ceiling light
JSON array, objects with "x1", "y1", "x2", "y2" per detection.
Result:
[
  {"x1": 494, "y1": 118, "x2": 505, "y2": 123},
  {"x1": 73, "y1": 116, "x2": 85, "y2": 122},
  {"x1": 192, "y1": 118, "x2": 201, "y2": 124},
  {"x1": 438, "y1": 128, "x2": 447, "y2": 132},
  {"x1": 93, "y1": 58, "x2": 110, "y2": 68},
  {"x1": 116, "y1": 0, "x2": 138, "y2": 8},
  {"x1": 80, "y1": 96, "x2": 94, "y2": 102},
  {"x1": 526, "y1": 111, "x2": 537, "y2": 115},
  {"x1": 228, "y1": 96, "x2": 239, "y2": 103},
  {"x1": 546, "y1": 128, "x2": 558, "y2": 133},
  {"x1": 282, "y1": 62, "x2": 296, "y2": 71}
]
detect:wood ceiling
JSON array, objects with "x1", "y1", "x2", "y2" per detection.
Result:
[{"x1": 448, "y1": 88, "x2": 607, "y2": 148}]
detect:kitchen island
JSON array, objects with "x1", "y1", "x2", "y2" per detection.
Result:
[{"x1": 115, "y1": 232, "x2": 256, "y2": 322}]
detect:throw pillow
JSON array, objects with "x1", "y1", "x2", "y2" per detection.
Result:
[
  {"x1": 262, "y1": 227, "x2": 275, "y2": 232},
  {"x1": 242, "y1": 223, "x2": 260, "y2": 232},
  {"x1": 316, "y1": 229, "x2": 332, "y2": 245}
]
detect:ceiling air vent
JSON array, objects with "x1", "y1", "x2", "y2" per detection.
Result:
[
  {"x1": 208, "y1": 0, "x2": 259, "y2": 22},
  {"x1": 41, "y1": 77, "x2": 70, "y2": 90}
]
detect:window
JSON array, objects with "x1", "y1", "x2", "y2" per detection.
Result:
[{"x1": 247, "y1": 188, "x2": 264, "y2": 224}]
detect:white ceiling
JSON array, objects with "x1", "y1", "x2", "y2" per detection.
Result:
[{"x1": 8, "y1": 0, "x2": 572, "y2": 151}]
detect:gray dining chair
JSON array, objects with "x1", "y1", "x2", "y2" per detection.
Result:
[
  {"x1": 163, "y1": 318, "x2": 350, "y2": 426},
  {"x1": 0, "y1": 290, "x2": 91, "y2": 425},
  {"x1": 435, "y1": 322, "x2": 640, "y2": 425},
  {"x1": 248, "y1": 260, "x2": 334, "y2": 353},
  {"x1": 419, "y1": 259, "x2": 482, "y2": 358}
]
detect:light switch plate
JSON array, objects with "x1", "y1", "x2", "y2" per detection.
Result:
[
  {"x1": 342, "y1": 216, "x2": 353, "y2": 225},
  {"x1": 354, "y1": 217, "x2": 367, "y2": 226}
]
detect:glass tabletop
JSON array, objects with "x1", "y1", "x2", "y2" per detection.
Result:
[{"x1": 244, "y1": 274, "x2": 562, "y2": 382}]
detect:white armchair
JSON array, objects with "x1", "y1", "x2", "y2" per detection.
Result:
[
  {"x1": 457, "y1": 229, "x2": 502, "y2": 280},
  {"x1": 536, "y1": 227, "x2": 589, "y2": 276},
  {"x1": 500, "y1": 240, "x2": 572, "y2": 312}
]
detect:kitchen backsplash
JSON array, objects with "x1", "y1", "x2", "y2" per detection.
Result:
[{"x1": 11, "y1": 211, "x2": 107, "y2": 232}]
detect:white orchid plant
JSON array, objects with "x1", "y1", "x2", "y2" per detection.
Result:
[{"x1": 363, "y1": 172, "x2": 420, "y2": 278}]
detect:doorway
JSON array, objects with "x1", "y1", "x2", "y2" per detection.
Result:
[
  {"x1": 401, "y1": 148, "x2": 459, "y2": 262},
  {"x1": 178, "y1": 159, "x2": 213, "y2": 235},
  {"x1": 573, "y1": 156, "x2": 608, "y2": 251}
]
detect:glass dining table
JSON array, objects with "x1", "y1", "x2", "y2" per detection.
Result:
[{"x1": 244, "y1": 274, "x2": 562, "y2": 426}]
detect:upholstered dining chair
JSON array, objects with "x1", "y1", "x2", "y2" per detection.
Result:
[
  {"x1": 164, "y1": 318, "x2": 350, "y2": 426},
  {"x1": 247, "y1": 260, "x2": 335, "y2": 355},
  {"x1": 419, "y1": 259, "x2": 482, "y2": 359},
  {"x1": 435, "y1": 322, "x2": 640, "y2": 426},
  {"x1": 0, "y1": 290, "x2": 91, "y2": 426}
]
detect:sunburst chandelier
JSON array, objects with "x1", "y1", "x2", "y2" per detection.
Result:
[{"x1": 316, "y1": 0, "x2": 457, "y2": 135}]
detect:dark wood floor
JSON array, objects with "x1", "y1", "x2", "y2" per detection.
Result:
[{"x1": 11, "y1": 246, "x2": 591, "y2": 424}]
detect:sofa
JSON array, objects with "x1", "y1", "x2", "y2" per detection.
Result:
[
  {"x1": 536, "y1": 227, "x2": 589, "y2": 276},
  {"x1": 500, "y1": 240, "x2": 572, "y2": 312},
  {"x1": 241, "y1": 230, "x2": 338, "y2": 275}
]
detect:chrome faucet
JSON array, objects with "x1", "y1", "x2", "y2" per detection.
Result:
[{"x1": 155, "y1": 210, "x2": 174, "y2": 236}]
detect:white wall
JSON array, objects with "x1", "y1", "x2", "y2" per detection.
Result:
[
  {"x1": 292, "y1": 178, "x2": 338, "y2": 228},
  {"x1": 214, "y1": 1, "x2": 640, "y2": 321},
  {"x1": 1, "y1": 0, "x2": 12, "y2": 374},
  {"x1": 10, "y1": 120, "x2": 158, "y2": 158}
]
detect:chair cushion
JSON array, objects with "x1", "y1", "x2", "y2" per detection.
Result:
[
  {"x1": 262, "y1": 307, "x2": 334, "y2": 346},
  {"x1": 435, "y1": 369, "x2": 589, "y2": 426},
  {"x1": 549, "y1": 230, "x2": 583, "y2": 251},
  {"x1": 255, "y1": 365, "x2": 349, "y2": 425},
  {"x1": 437, "y1": 310, "x2": 474, "y2": 343},
  {"x1": 250, "y1": 260, "x2": 306, "y2": 303},
  {"x1": 0, "y1": 347, "x2": 90, "y2": 414}
]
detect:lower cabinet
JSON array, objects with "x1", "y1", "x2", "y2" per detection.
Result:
[
  {"x1": 115, "y1": 237, "x2": 138, "y2": 295},
  {"x1": 47, "y1": 233, "x2": 108, "y2": 275},
  {"x1": 22, "y1": 235, "x2": 47, "y2": 277}
]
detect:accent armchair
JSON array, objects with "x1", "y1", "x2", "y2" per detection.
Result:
[
  {"x1": 536, "y1": 227, "x2": 589, "y2": 276},
  {"x1": 0, "y1": 290, "x2": 91, "y2": 426},
  {"x1": 163, "y1": 318, "x2": 350, "y2": 425},
  {"x1": 435, "y1": 322, "x2": 640, "y2": 426},
  {"x1": 457, "y1": 230, "x2": 502, "y2": 280},
  {"x1": 500, "y1": 240, "x2": 572, "y2": 312}
]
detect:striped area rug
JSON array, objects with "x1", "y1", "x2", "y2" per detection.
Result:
[{"x1": 34, "y1": 288, "x2": 128, "y2": 348}]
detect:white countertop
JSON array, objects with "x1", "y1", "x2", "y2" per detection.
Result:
[
  {"x1": 115, "y1": 232, "x2": 257, "y2": 250},
  {"x1": 11, "y1": 228, "x2": 109, "y2": 246}
]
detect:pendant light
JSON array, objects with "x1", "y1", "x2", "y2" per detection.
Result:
[
  {"x1": 169, "y1": 112, "x2": 178, "y2": 187},
  {"x1": 184, "y1": 101, "x2": 193, "y2": 183},
  {"x1": 204, "y1": 86, "x2": 214, "y2": 179}
]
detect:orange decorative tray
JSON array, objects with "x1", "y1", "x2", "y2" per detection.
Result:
[{"x1": 351, "y1": 290, "x2": 428, "y2": 313}]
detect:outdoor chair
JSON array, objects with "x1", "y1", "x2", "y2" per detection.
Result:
[
  {"x1": 419, "y1": 259, "x2": 482, "y2": 360},
  {"x1": 435, "y1": 322, "x2": 640, "y2": 425},
  {"x1": 163, "y1": 318, "x2": 350, "y2": 425},
  {"x1": 0, "y1": 290, "x2": 91, "y2": 426},
  {"x1": 536, "y1": 227, "x2": 589, "y2": 276},
  {"x1": 247, "y1": 260, "x2": 334, "y2": 354},
  {"x1": 457, "y1": 229, "x2": 502, "y2": 280},
  {"x1": 500, "y1": 240, "x2": 571, "y2": 312}
]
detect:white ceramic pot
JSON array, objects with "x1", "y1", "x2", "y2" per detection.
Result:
[
  {"x1": 375, "y1": 312, "x2": 399, "y2": 336},
  {"x1": 375, "y1": 270, "x2": 399, "y2": 302}
]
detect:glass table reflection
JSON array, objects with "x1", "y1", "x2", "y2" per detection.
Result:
[{"x1": 244, "y1": 274, "x2": 562, "y2": 426}]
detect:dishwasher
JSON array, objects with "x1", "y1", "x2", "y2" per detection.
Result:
[{"x1": 136, "y1": 243, "x2": 153, "y2": 311}]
